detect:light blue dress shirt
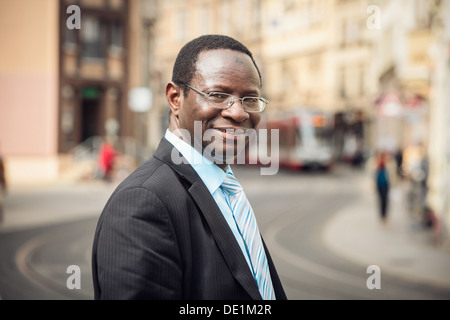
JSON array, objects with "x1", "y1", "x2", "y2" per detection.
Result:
[{"x1": 164, "y1": 129, "x2": 253, "y2": 272}]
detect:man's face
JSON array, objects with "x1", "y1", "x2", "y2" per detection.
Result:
[{"x1": 177, "y1": 49, "x2": 262, "y2": 165}]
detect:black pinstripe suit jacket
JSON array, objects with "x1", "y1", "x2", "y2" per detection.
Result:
[{"x1": 91, "y1": 137, "x2": 287, "y2": 300}]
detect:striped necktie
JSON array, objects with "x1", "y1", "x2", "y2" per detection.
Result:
[{"x1": 221, "y1": 172, "x2": 275, "y2": 300}]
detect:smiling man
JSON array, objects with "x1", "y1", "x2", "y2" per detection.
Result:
[
  {"x1": 91, "y1": 34, "x2": 287, "y2": 300},
  {"x1": 169, "y1": 46, "x2": 263, "y2": 166}
]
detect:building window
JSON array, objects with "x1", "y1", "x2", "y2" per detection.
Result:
[
  {"x1": 81, "y1": 16, "x2": 107, "y2": 60},
  {"x1": 359, "y1": 66, "x2": 365, "y2": 96},
  {"x1": 64, "y1": 26, "x2": 78, "y2": 52},
  {"x1": 252, "y1": 0, "x2": 261, "y2": 27},
  {"x1": 220, "y1": 2, "x2": 230, "y2": 35},
  {"x1": 236, "y1": 0, "x2": 247, "y2": 32},
  {"x1": 110, "y1": 20, "x2": 123, "y2": 54},
  {"x1": 342, "y1": 20, "x2": 359, "y2": 47},
  {"x1": 176, "y1": 10, "x2": 187, "y2": 42},
  {"x1": 200, "y1": 6, "x2": 209, "y2": 35},
  {"x1": 339, "y1": 67, "x2": 346, "y2": 98}
]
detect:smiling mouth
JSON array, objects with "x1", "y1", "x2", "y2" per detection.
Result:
[
  {"x1": 214, "y1": 128, "x2": 249, "y2": 133},
  {"x1": 211, "y1": 128, "x2": 252, "y2": 144}
]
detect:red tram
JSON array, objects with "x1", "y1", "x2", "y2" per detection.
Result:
[{"x1": 254, "y1": 109, "x2": 335, "y2": 171}]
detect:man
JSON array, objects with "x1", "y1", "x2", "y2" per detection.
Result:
[{"x1": 92, "y1": 34, "x2": 286, "y2": 300}]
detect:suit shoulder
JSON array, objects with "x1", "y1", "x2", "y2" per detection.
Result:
[
  {"x1": 111, "y1": 156, "x2": 186, "y2": 198},
  {"x1": 96, "y1": 157, "x2": 176, "y2": 225}
]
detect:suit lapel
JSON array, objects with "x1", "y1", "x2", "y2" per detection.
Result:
[
  {"x1": 261, "y1": 237, "x2": 287, "y2": 300},
  {"x1": 154, "y1": 138, "x2": 262, "y2": 300},
  {"x1": 188, "y1": 181, "x2": 262, "y2": 300}
]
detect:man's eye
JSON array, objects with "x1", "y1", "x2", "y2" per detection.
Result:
[
  {"x1": 208, "y1": 93, "x2": 229, "y2": 101},
  {"x1": 244, "y1": 97, "x2": 259, "y2": 104}
]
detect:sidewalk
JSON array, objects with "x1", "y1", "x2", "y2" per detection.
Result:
[
  {"x1": 322, "y1": 169, "x2": 450, "y2": 290},
  {"x1": 0, "y1": 180, "x2": 117, "y2": 233}
]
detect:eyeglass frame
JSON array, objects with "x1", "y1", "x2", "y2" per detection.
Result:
[{"x1": 177, "y1": 82, "x2": 268, "y2": 113}]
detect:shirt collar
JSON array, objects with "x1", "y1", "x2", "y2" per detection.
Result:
[{"x1": 165, "y1": 129, "x2": 227, "y2": 194}]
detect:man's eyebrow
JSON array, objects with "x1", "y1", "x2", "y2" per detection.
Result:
[
  {"x1": 207, "y1": 85, "x2": 260, "y2": 96},
  {"x1": 214, "y1": 86, "x2": 260, "y2": 97}
]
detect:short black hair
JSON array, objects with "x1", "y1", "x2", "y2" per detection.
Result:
[{"x1": 171, "y1": 34, "x2": 262, "y2": 95}]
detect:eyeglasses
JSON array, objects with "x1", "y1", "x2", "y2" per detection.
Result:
[{"x1": 182, "y1": 84, "x2": 268, "y2": 113}]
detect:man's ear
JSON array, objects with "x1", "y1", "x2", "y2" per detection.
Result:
[{"x1": 166, "y1": 82, "x2": 182, "y2": 117}]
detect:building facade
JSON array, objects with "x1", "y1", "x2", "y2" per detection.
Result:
[
  {"x1": 0, "y1": 0, "x2": 150, "y2": 184},
  {"x1": 58, "y1": 0, "x2": 132, "y2": 152},
  {"x1": 0, "y1": 0, "x2": 60, "y2": 184}
]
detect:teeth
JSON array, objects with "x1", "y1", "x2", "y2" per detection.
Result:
[
  {"x1": 215, "y1": 128, "x2": 248, "y2": 133},
  {"x1": 217, "y1": 128, "x2": 242, "y2": 132}
]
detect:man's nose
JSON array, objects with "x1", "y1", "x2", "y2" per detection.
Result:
[{"x1": 221, "y1": 98, "x2": 250, "y2": 122}]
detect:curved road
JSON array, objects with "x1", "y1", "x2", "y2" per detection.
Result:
[{"x1": 0, "y1": 165, "x2": 449, "y2": 300}]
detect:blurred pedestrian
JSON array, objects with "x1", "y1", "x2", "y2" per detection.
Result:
[
  {"x1": 96, "y1": 137, "x2": 116, "y2": 182},
  {"x1": 375, "y1": 152, "x2": 390, "y2": 224},
  {"x1": 422, "y1": 205, "x2": 442, "y2": 246},
  {"x1": 394, "y1": 147, "x2": 403, "y2": 180}
]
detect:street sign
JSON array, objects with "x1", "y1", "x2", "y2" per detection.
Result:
[
  {"x1": 377, "y1": 92, "x2": 403, "y2": 117},
  {"x1": 129, "y1": 87, "x2": 153, "y2": 112}
]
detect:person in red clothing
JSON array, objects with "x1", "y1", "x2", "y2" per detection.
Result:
[{"x1": 97, "y1": 138, "x2": 116, "y2": 181}]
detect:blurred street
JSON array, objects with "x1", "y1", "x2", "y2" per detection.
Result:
[{"x1": 1, "y1": 163, "x2": 449, "y2": 300}]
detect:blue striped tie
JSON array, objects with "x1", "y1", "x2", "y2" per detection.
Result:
[{"x1": 221, "y1": 172, "x2": 275, "y2": 300}]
